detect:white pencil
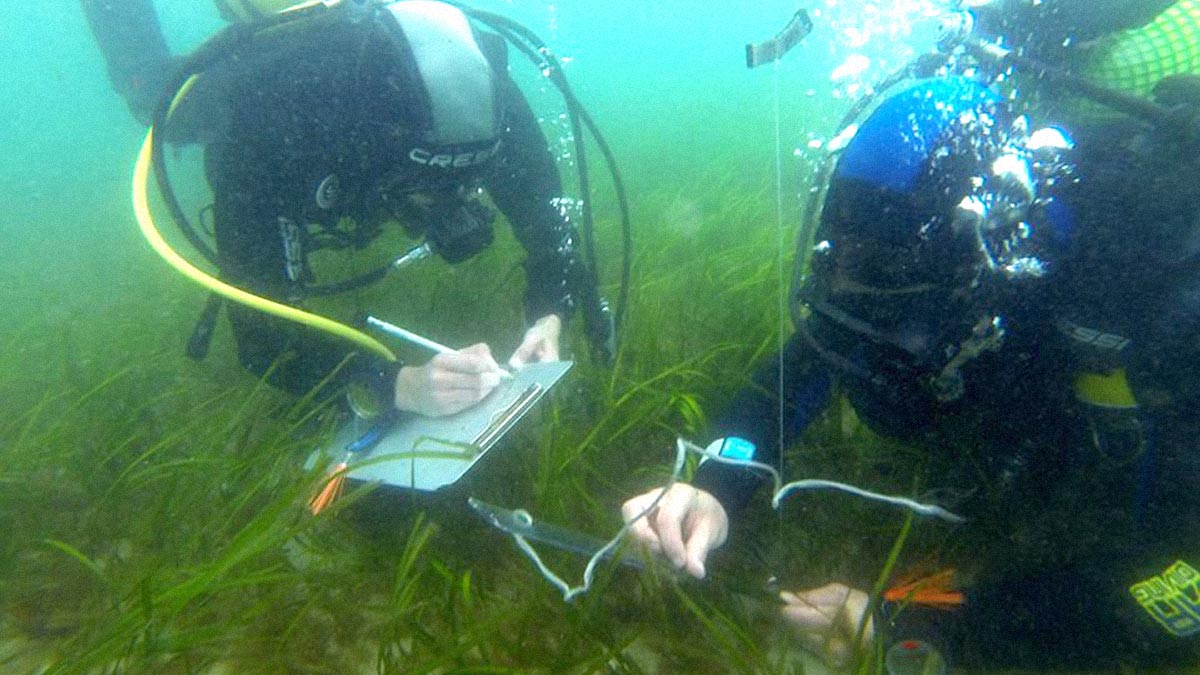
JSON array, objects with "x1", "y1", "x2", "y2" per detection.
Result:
[
  {"x1": 366, "y1": 315, "x2": 455, "y2": 354},
  {"x1": 365, "y1": 315, "x2": 513, "y2": 378}
]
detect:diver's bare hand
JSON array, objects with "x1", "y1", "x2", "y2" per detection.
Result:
[
  {"x1": 393, "y1": 343, "x2": 505, "y2": 417},
  {"x1": 508, "y1": 314, "x2": 562, "y2": 368},
  {"x1": 780, "y1": 583, "x2": 875, "y2": 669},
  {"x1": 621, "y1": 483, "x2": 728, "y2": 579}
]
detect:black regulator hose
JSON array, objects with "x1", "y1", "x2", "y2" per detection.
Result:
[{"x1": 462, "y1": 6, "x2": 633, "y2": 364}]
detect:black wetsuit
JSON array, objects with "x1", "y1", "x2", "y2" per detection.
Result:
[
  {"x1": 197, "y1": 17, "x2": 587, "y2": 396},
  {"x1": 694, "y1": 274, "x2": 1200, "y2": 667},
  {"x1": 694, "y1": 1, "x2": 1200, "y2": 668},
  {"x1": 694, "y1": 133, "x2": 1200, "y2": 667}
]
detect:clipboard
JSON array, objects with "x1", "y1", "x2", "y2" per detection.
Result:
[{"x1": 317, "y1": 361, "x2": 572, "y2": 491}]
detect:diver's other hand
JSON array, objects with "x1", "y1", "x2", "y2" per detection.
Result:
[
  {"x1": 780, "y1": 583, "x2": 875, "y2": 670},
  {"x1": 508, "y1": 314, "x2": 562, "y2": 368},
  {"x1": 620, "y1": 483, "x2": 728, "y2": 579},
  {"x1": 393, "y1": 343, "x2": 505, "y2": 417}
]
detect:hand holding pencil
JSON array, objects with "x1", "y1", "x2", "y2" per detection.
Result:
[
  {"x1": 365, "y1": 316, "x2": 512, "y2": 418},
  {"x1": 393, "y1": 343, "x2": 509, "y2": 417}
]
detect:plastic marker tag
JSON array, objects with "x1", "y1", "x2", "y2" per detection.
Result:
[
  {"x1": 746, "y1": 9, "x2": 813, "y2": 69},
  {"x1": 720, "y1": 437, "x2": 757, "y2": 460},
  {"x1": 704, "y1": 437, "x2": 757, "y2": 462}
]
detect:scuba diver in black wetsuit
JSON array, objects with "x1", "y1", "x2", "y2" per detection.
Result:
[
  {"x1": 622, "y1": 1, "x2": 1200, "y2": 670},
  {"x1": 90, "y1": 0, "x2": 613, "y2": 419},
  {"x1": 200, "y1": 1, "x2": 591, "y2": 416}
]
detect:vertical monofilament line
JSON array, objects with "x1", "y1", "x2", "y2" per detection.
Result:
[{"x1": 772, "y1": 61, "x2": 787, "y2": 534}]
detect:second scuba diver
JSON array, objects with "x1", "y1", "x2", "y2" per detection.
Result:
[{"x1": 622, "y1": 0, "x2": 1200, "y2": 669}]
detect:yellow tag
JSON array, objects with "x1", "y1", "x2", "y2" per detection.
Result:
[
  {"x1": 1130, "y1": 561, "x2": 1200, "y2": 638},
  {"x1": 1073, "y1": 369, "x2": 1138, "y2": 409}
]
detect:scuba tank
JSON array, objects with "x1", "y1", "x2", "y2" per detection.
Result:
[
  {"x1": 212, "y1": 0, "x2": 308, "y2": 23},
  {"x1": 1058, "y1": 319, "x2": 1148, "y2": 463}
]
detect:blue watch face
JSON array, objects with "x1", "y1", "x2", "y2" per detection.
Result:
[{"x1": 720, "y1": 437, "x2": 757, "y2": 461}]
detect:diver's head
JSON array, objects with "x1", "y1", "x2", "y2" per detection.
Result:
[
  {"x1": 375, "y1": 0, "x2": 503, "y2": 183},
  {"x1": 802, "y1": 77, "x2": 1075, "y2": 398},
  {"x1": 365, "y1": 1, "x2": 504, "y2": 262}
]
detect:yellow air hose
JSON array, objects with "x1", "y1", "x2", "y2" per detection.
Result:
[
  {"x1": 131, "y1": 128, "x2": 397, "y2": 363},
  {"x1": 1081, "y1": 0, "x2": 1200, "y2": 96}
]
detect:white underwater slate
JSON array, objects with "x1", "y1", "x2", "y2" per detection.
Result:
[{"x1": 323, "y1": 360, "x2": 573, "y2": 491}]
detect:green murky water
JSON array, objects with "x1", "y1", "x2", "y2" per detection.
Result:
[{"x1": 1, "y1": 1, "x2": 1192, "y2": 673}]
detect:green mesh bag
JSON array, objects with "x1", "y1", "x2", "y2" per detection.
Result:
[{"x1": 1081, "y1": 0, "x2": 1200, "y2": 96}]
